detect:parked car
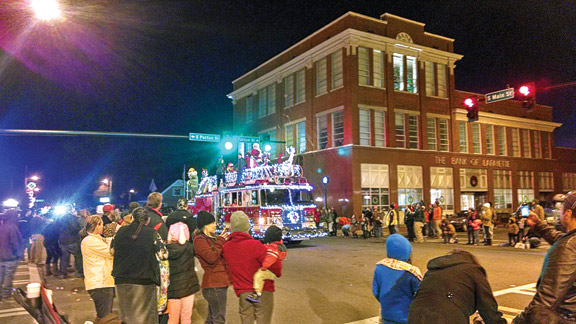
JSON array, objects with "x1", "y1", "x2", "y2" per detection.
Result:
[{"x1": 447, "y1": 212, "x2": 467, "y2": 232}]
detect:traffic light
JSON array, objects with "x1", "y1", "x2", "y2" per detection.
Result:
[
  {"x1": 464, "y1": 96, "x2": 479, "y2": 122},
  {"x1": 518, "y1": 82, "x2": 536, "y2": 112}
]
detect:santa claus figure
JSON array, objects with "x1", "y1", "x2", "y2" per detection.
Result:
[
  {"x1": 250, "y1": 143, "x2": 263, "y2": 167},
  {"x1": 186, "y1": 168, "x2": 198, "y2": 200}
]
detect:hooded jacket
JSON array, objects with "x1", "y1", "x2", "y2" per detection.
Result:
[
  {"x1": 373, "y1": 234, "x2": 421, "y2": 324},
  {"x1": 223, "y1": 232, "x2": 282, "y2": 296},
  {"x1": 167, "y1": 242, "x2": 200, "y2": 299},
  {"x1": 408, "y1": 252, "x2": 506, "y2": 324}
]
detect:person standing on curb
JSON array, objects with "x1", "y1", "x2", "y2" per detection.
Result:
[
  {"x1": 413, "y1": 203, "x2": 425, "y2": 243},
  {"x1": 193, "y1": 211, "x2": 232, "y2": 324},
  {"x1": 224, "y1": 211, "x2": 282, "y2": 324},
  {"x1": 0, "y1": 211, "x2": 23, "y2": 301},
  {"x1": 480, "y1": 203, "x2": 494, "y2": 246},
  {"x1": 432, "y1": 202, "x2": 442, "y2": 239}
]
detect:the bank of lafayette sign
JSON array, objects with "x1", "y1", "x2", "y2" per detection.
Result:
[{"x1": 434, "y1": 156, "x2": 511, "y2": 168}]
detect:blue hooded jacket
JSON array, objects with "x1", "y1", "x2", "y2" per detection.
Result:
[{"x1": 372, "y1": 234, "x2": 421, "y2": 324}]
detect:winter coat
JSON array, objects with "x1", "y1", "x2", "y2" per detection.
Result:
[
  {"x1": 532, "y1": 204, "x2": 545, "y2": 222},
  {"x1": 373, "y1": 234, "x2": 421, "y2": 323},
  {"x1": 413, "y1": 208, "x2": 425, "y2": 223},
  {"x1": 432, "y1": 207, "x2": 442, "y2": 221},
  {"x1": 0, "y1": 221, "x2": 23, "y2": 262},
  {"x1": 223, "y1": 232, "x2": 282, "y2": 296},
  {"x1": 481, "y1": 207, "x2": 494, "y2": 227},
  {"x1": 388, "y1": 210, "x2": 399, "y2": 226},
  {"x1": 145, "y1": 207, "x2": 168, "y2": 241},
  {"x1": 193, "y1": 233, "x2": 232, "y2": 289},
  {"x1": 507, "y1": 223, "x2": 520, "y2": 235},
  {"x1": 407, "y1": 253, "x2": 506, "y2": 324},
  {"x1": 515, "y1": 221, "x2": 576, "y2": 321},
  {"x1": 470, "y1": 219, "x2": 483, "y2": 231},
  {"x1": 58, "y1": 214, "x2": 83, "y2": 245},
  {"x1": 167, "y1": 243, "x2": 200, "y2": 299},
  {"x1": 81, "y1": 233, "x2": 114, "y2": 291}
]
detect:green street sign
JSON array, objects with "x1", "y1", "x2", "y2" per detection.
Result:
[
  {"x1": 486, "y1": 88, "x2": 515, "y2": 104},
  {"x1": 189, "y1": 133, "x2": 221, "y2": 142}
]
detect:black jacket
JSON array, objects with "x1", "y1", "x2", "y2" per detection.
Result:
[
  {"x1": 167, "y1": 243, "x2": 200, "y2": 299},
  {"x1": 57, "y1": 214, "x2": 83, "y2": 245},
  {"x1": 112, "y1": 223, "x2": 161, "y2": 286},
  {"x1": 515, "y1": 222, "x2": 576, "y2": 322},
  {"x1": 408, "y1": 253, "x2": 506, "y2": 324},
  {"x1": 145, "y1": 207, "x2": 168, "y2": 241}
]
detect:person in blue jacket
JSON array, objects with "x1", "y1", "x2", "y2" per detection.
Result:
[{"x1": 372, "y1": 234, "x2": 422, "y2": 324}]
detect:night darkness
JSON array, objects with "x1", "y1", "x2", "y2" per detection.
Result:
[{"x1": 0, "y1": 0, "x2": 574, "y2": 204}]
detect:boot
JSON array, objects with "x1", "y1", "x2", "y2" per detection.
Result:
[{"x1": 485, "y1": 239, "x2": 492, "y2": 246}]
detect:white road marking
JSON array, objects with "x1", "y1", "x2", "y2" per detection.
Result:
[
  {"x1": 0, "y1": 311, "x2": 30, "y2": 318},
  {"x1": 0, "y1": 308, "x2": 26, "y2": 314}
]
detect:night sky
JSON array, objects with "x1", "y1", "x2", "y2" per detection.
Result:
[{"x1": 0, "y1": 0, "x2": 574, "y2": 205}]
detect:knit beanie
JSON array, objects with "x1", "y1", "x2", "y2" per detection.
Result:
[
  {"x1": 263, "y1": 225, "x2": 283, "y2": 243},
  {"x1": 231, "y1": 211, "x2": 250, "y2": 233},
  {"x1": 197, "y1": 211, "x2": 215, "y2": 229},
  {"x1": 168, "y1": 222, "x2": 189, "y2": 244}
]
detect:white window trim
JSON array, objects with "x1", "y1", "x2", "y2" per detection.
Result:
[
  {"x1": 315, "y1": 105, "x2": 344, "y2": 117},
  {"x1": 358, "y1": 104, "x2": 387, "y2": 112},
  {"x1": 284, "y1": 117, "x2": 307, "y2": 127}
]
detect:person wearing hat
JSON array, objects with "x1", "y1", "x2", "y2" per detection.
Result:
[
  {"x1": 102, "y1": 204, "x2": 115, "y2": 226},
  {"x1": 166, "y1": 199, "x2": 196, "y2": 241},
  {"x1": 245, "y1": 225, "x2": 286, "y2": 303},
  {"x1": 192, "y1": 211, "x2": 232, "y2": 324},
  {"x1": 223, "y1": 211, "x2": 282, "y2": 324},
  {"x1": 513, "y1": 191, "x2": 576, "y2": 323},
  {"x1": 480, "y1": 202, "x2": 494, "y2": 246}
]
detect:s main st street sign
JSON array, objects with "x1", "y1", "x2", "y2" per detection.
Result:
[{"x1": 486, "y1": 88, "x2": 515, "y2": 104}]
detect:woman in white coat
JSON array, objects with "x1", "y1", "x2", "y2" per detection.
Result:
[{"x1": 81, "y1": 215, "x2": 116, "y2": 321}]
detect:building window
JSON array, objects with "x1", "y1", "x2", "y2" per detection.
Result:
[
  {"x1": 297, "y1": 121, "x2": 306, "y2": 154},
  {"x1": 471, "y1": 123, "x2": 481, "y2": 154},
  {"x1": 373, "y1": 49, "x2": 385, "y2": 88},
  {"x1": 331, "y1": 50, "x2": 343, "y2": 89},
  {"x1": 426, "y1": 117, "x2": 437, "y2": 150},
  {"x1": 430, "y1": 167, "x2": 454, "y2": 211},
  {"x1": 258, "y1": 88, "x2": 266, "y2": 118},
  {"x1": 284, "y1": 74, "x2": 294, "y2": 108},
  {"x1": 332, "y1": 110, "x2": 344, "y2": 147},
  {"x1": 539, "y1": 172, "x2": 554, "y2": 192},
  {"x1": 543, "y1": 132, "x2": 551, "y2": 159},
  {"x1": 533, "y1": 131, "x2": 542, "y2": 158},
  {"x1": 393, "y1": 54, "x2": 404, "y2": 91},
  {"x1": 494, "y1": 170, "x2": 512, "y2": 209},
  {"x1": 267, "y1": 84, "x2": 276, "y2": 114},
  {"x1": 439, "y1": 119, "x2": 449, "y2": 152},
  {"x1": 285, "y1": 124, "x2": 294, "y2": 149},
  {"x1": 359, "y1": 109, "x2": 371, "y2": 145},
  {"x1": 395, "y1": 113, "x2": 406, "y2": 148},
  {"x1": 316, "y1": 57, "x2": 327, "y2": 96},
  {"x1": 497, "y1": 126, "x2": 506, "y2": 156},
  {"x1": 406, "y1": 56, "x2": 417, "y2": 93},
  {"x1": 459, "y1": 121, "x2": 468, "y2": 153},
  {"x1": 425, "y1": 62, "x2": 435, "y2": 97},
  {"x1": 361, "y1": 164, "x2": 390, "y2": 211},
  {"x1": 521, "y1": 130, "x2": 531, "y2": 158},
  {"x1": 397, "y1": 165, "x2": 423, "y2": 207},
  {"x1": 563, "y1": 173, "x2": 576, "y2": 191},
  {"x1": 245, "y1": 96, "x2": 253, "y2": 123},
  {"x1": 374, "y1": 110, "x2": 386, "y2": 147},
  {"x1": 317, "y1": 115, "x2": 328, "y2": 150},
  {"x1": 408, "y1": 115, "x2": 419, "y2": 149},
  {"x1": 295, "y1": 69, "x2": 306, "y2": 104},
  {"x1": 486, "y1": 125, "x2": 494, "y2": 155},
  {"x1": 425, "y1": 62, "x2": 447, "y2": 98},
  {"x1": 436, "y1": 64, "x2": 447, "y2": 97},
  {"x1": 517, "y1": 171, "x2": 534, "y2": 204},
  {"x1": 358, "y1": 47, "x2": 370, "y2": 86},
  {"x1": 511, "y1": 128, "x2": 520, "y2": 157}
]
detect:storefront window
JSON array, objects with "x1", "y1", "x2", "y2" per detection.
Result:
[
  {"x1": 361, "y1": 164, "x2": 390, "y2": 210},
  {"x1": 398, "y1": 188, "x2": 423, "y2": 206},
  {"x1": 398, "y1": 165, "x2": 423, "y2": 207},
  {"x1": 430, "y1": 167, "x2": 454, "y2": 211}
]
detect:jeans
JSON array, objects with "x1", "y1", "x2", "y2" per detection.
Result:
[
  {"x1": 473, "y1": 230, "x2": 480, "y2": 244},
  {"x1": 88, "y1": 287, "x2": 115, "y2": 319},
  {"x1": 0, "y1": 260, "x2": 18, "y2": 299},
  {"x1": 373, "y1": 224, "x2": 383, "y2": 238},
  {"x1": 60, "y1": 242, "x2": 83, "y2": 276},
  {"x1": 202, "y1": 287, "x2": 228, "y2": 324},
  {"x1": 239, "y1": 291, "x2": 274, "y2": 324},
  {"x1": 116, "y1": 284, "x2": 157, "y2": 324},
  {"x1": 484, "y1": 225, "x2": 494, "y2": 241},
  {"x1": 388, "y1": 225, "x2": 398, "y2": 235},
  {"x1": 428, "y1": 222, "x2": 436, "y2": 238}
]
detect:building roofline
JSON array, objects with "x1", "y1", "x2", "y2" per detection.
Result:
[{"x1": 380, "y1": 12, "x2": 425, "y2": 26}]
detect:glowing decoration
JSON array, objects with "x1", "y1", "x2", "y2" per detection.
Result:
[
  {"x1": 30, "y1": 0, "x2": 62, "y2": 21},
  {"x1": 287, "y1": 211, "x2": 299, "y2": 224},
  {"x1": 315, "y1": 197, "x2": 324, "y2": 202},
  {"x1": 30, "y1": 175, "x2": 40, "y2": 181},
  {"x1": 264, "y1": 144, "x2": 272, "y2": 152},
  {"x1": 224, "y1": 141, "x2": 233, "y2": 151},
  {"x1": 322, "y1": 176, "x2": 330, "y2": 184},
  {"x1": 53, "y1": 205, "x2": 68, "y2": 215},
  {"x1": 2, "y1": 199, "x2": 19, "y2": 208}
]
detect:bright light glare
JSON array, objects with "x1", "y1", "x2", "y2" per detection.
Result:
[
  {"x1": 464, "y1": 98, "x2": 475, "y2": 108},
  {"x1": 129, "y1": 189, "x2": 135, "y2": 193},
  {"x1": 315, "y1": 197, "x2": 324, "y2": 202},
  {"x1": 2, "y1": 199, "x2": 19, "y2": 208},
  {"x1": 53, "y1": 205, "x2": 67, "y2": 215},
  {"x1": 30, "y1": 175, "x2": 40, "y2": 181},
  {"x1": 224, "y1": 142, "x2": 233, "y2": 151},
  {"x1": 519, "y1": 86, "x2": 531, "y2": 96},
  {"x1": 30, "y1": 0, "x2": 62, "y2": 21},
  {"x1": 102, "y1": 178, "x2": 110, "y2": 184},
  {"x1": 264, "y1": 144, "x2": 272, "y2": 152}
]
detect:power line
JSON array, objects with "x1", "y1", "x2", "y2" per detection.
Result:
[{"x1": 0, "y1": 129, "x2": 189, "y2": 139}]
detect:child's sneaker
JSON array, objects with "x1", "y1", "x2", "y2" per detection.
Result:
[{"x1": 245, "y1": 292, "x2": 260, "y2": 303}]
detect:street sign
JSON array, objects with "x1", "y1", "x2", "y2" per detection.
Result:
[
  {"x1": 234, "y1": 135, "x2": 259, "y2": 144},
  {"x1": 486, "y1": 88, "x2": 515, "y2": 104},
  {"x1": 189, "y1": 133, "x2": 221, "y2": 142}
]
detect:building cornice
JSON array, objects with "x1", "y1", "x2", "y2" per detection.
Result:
[
  {"x1": 228, "y1": 28, "x2": 463, "y2": 101},
  {"x1": 454, "y1": 109, "x2": 562, "y2": 132}
]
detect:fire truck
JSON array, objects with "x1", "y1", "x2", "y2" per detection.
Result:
[{"x1": 190, "y1": 152, "x2": 325, "y2": 243}]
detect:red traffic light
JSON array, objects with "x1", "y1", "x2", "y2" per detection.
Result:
[
  {"x1": 464, "y1": 98, "x2": 475, "y2": 108},
  {"x1": 517, "y1": 82, "x2": 536, "y2": 99},
  {"x1": 519, "y1": 85, "x2": 531, "y2": 96}
]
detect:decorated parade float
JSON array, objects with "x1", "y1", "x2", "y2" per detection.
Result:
[{"x1": 189, "y1": 146, "x2": 326, "y2": 243}]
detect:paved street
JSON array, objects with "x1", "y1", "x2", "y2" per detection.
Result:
[{"x1": 1, "y1": 227, "x2": 547, "y2": 324}]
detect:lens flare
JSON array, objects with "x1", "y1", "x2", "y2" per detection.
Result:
[{"x1": 30, "y1": 0, "x2": 62, "y2": 21}]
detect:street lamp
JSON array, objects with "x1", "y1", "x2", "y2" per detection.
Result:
[
  {"x1": 102, "y1": 178, "x2": 113, "y2": 200},
  {"x1": 128, "y1": 189, "x2": 136, "y2": 202},
  {"x1": 322, "y1": 176, "x2": 330, "y2": 208},
  {"x1": 30, "y1": 175, "x2": 40, "y2": 181},
  {"x1": 30, "y1": 0, "x2": 62, "y2": 21}
]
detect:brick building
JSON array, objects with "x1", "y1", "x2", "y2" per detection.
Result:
[{"x1": 227, "y1": 12, "x2": 576, "y2": 217}]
